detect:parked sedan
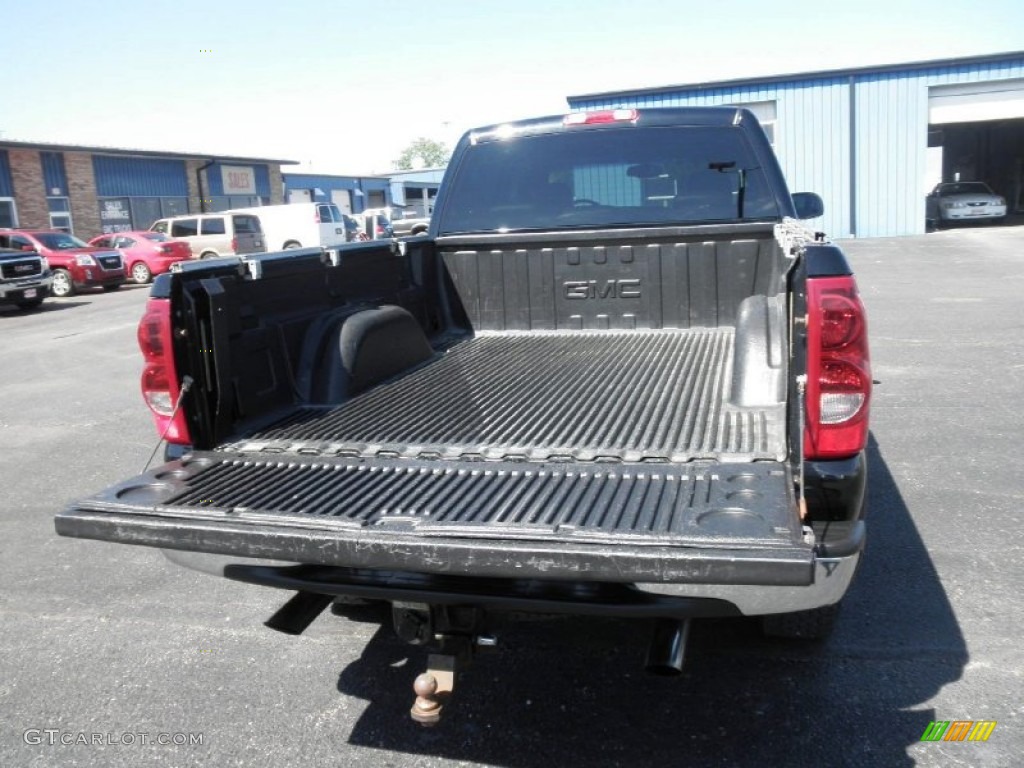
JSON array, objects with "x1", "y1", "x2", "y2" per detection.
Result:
[
  {"x1": 89, "y1": 232, "x2": 193, "y2": 284},
  {"x1": 926, "y1": 182, "x2": 1007, "y2": 227}
]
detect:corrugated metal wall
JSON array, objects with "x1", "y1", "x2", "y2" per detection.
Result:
[
  {"x1": 0, "y1": 150, "x2": 13, "y2": 196},
  {"x1": 40, "y1": 152, "x2": 68, "y2": 196},
  {"x1": 569, "y1": 55, "x2": 1024, "y2": 237},
  {"x1": 93, "y1": 156, "x2": 189, "y2": 197},
  {"x1": 284, "y1": 173, "x2": 391, "y2": 193},
  {"x1": 281, "y1": 173, "x2": 360, "y2": 194},
  {"x1": 851, "y1": 58, "x2": 1024, "y2": 236},
  {"x1": 283, "y1": 173, "x2": 392, "y2": 210}
]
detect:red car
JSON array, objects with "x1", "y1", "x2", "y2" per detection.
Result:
[
  {"x1": 89, "y1": 231, "x2": 193, "y2": 284},
  {"x1": 0, "y1": 229, "x2": 126, "y2": 297}
]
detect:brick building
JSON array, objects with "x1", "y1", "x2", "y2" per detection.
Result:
[{"x1": 0, "y1": 140, "x2": 294, "y2": 238}]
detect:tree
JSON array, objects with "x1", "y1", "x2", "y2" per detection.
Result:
[{"x1": 393, "y1": 138, "x2": 450, "y2": 171}]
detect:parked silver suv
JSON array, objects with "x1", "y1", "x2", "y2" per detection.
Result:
[{"x1": 150, "y1": 213, "x2": 266, "y2": 259}]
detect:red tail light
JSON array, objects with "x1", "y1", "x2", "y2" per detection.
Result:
[
  {"x1": 804, "y1": 276, "x2": 871, "y2": 459},
  {"x1": 564, "y1": 109, "x2": 639, "y2": 126},
  {"x1": 231, "y1": 236, "x2": 238, "y2": 252},
  {"x1": 137, "y1": 298, "x2": 191, "y2": 444}
]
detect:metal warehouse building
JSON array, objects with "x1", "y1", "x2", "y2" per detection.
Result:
[
  {"x1": 284, "y1": 173, "x2": 391, "y2": 213},
  {"x1": 0, "y1": 141, "x2": 292, "y2": 238},
  {"x1": 568, "y1": 51, "x2": 1024, "y2": 237},
  {"x1": 283, "y1": 168, "x2": 445, "y2": 217}
]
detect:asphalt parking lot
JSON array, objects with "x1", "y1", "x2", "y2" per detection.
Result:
[{"x1": 1, "y1": 225, "x2": 1022, "y2": 767}]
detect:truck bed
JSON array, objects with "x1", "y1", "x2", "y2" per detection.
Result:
[
  {"x1": 230, "y1": 327, "x2": 785, "y2": 464},
  {"x1": 58, "y1": 228, "x2": 812, "y2": 586},
  {"x1": 61, "y1": 323, "x2": 806, "y2": 584}
]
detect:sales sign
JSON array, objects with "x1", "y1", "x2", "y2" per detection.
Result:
[
  {"x1": 99, "y1": 198, "x2": 133, "y2": 234},
  {"x1": 221, "y1": 165, "x2": 256, "y2": 195}
]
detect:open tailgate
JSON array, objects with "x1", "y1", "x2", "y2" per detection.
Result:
[{"x1": 56, "y1": 451, "x2": 815, "y2": 586}]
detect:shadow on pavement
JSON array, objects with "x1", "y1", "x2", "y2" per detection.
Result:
[
  {"x1": 335, "y1": 434, "x2": 965, "y2": 766},
  {"x1": 0, "y1": 300, "x2": 92, "y2": 315}
]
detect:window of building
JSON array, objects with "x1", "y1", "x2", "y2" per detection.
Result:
[
  {"x1": 367, "y1": 190, "x2": 386, "y2": 208},
  {"x1": 162, "y1": 198, "x2": 190, "y2": 217},
  {"x1": 207, "y1": 195, "x2": 263, "y2": 212},
  {"x1": 0, "y1": 198, "x2": 17, "y2": 228},
  {"x1": 48, "y1": 197, "x2": 73, "y2": 233}
]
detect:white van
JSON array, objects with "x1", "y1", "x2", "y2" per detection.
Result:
[
  {"x1": 227, "y1": 203, "x2": 348, "y2": 252},
  {"x1": 150, "y1": 213, "x2": 266, "y2": 259}
]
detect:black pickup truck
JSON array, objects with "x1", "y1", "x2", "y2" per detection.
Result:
[
  {"x1": 0, "y1": 246, "x2": 52, "y2": 310},
  {"x1": 57, "y1": 107, "x2": 871, "y2": 722}
]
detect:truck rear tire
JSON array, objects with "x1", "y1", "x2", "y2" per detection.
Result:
[{"x1": 761, "y1": 603, "x2": 840, "y2": 640}]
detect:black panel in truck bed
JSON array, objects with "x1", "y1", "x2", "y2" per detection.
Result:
[{"x1": 230, "y1": 328, "x2": 786, "y2": 464}]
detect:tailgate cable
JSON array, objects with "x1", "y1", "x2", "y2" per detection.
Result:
[{"x1": 142, "y1": 375, "x2": 194, "y2": 474}]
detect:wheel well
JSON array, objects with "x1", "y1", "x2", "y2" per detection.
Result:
[
  {"x1": 283, "y1": 240, "x2": 302, "y2": 249},
  {"x1": 411, "y1": 225, "x2": 428, "y2": 235},
  {"x1": 200, "y1": 251, "x2": 219, "y2": 259}
]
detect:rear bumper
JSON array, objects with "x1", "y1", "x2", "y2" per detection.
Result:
[
  {"x1": 56, "y1": 506, "x2": 864, "y2": 618},
  {"x1": 149, "y1": 257, "x2": 190, "y2": 276},
  {"x1": 941, "y1": 206, "x2": 1006, "y2": 221},
  {"x1": 157, "y1": 526, "x2": 862, "y2": 619}
]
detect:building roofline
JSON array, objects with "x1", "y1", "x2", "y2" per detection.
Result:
[
  {"x1": 386, "y1": 167, "x2": 448, "y2": 175},
  {"x1": 0, "y1": 138, "x2": 297, "y2": 166},
  {"x1": 282, "y1": 172, "x2": 391, "y2": 180},
  {"x1": 568, "y1": 50, "x2": 1024, "y2": 102}
]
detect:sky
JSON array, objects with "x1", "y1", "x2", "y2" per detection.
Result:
[{"x1": 2, "y1": 0, "x2": 1022, "y2": 175}]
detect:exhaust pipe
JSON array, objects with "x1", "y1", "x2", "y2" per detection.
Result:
[{"x1": 645, "y1": 618, "x2": 691, "y2": 676}]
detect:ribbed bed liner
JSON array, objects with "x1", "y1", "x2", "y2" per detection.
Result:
[
  {"x1": 63, "y1": 451, "x2": 809, "y2": 578},
  {"x1": 233, "y1": 329, "x2": 785, "y2": 464}
]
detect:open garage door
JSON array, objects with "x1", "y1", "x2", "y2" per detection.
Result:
[{"x1": 929, "y1": 80, "x2": 1024, "y2": 213}]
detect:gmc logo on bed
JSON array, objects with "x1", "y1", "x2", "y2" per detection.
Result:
[{"x1": 564, "y1": 279, "x2": 641, "y2": 300}]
